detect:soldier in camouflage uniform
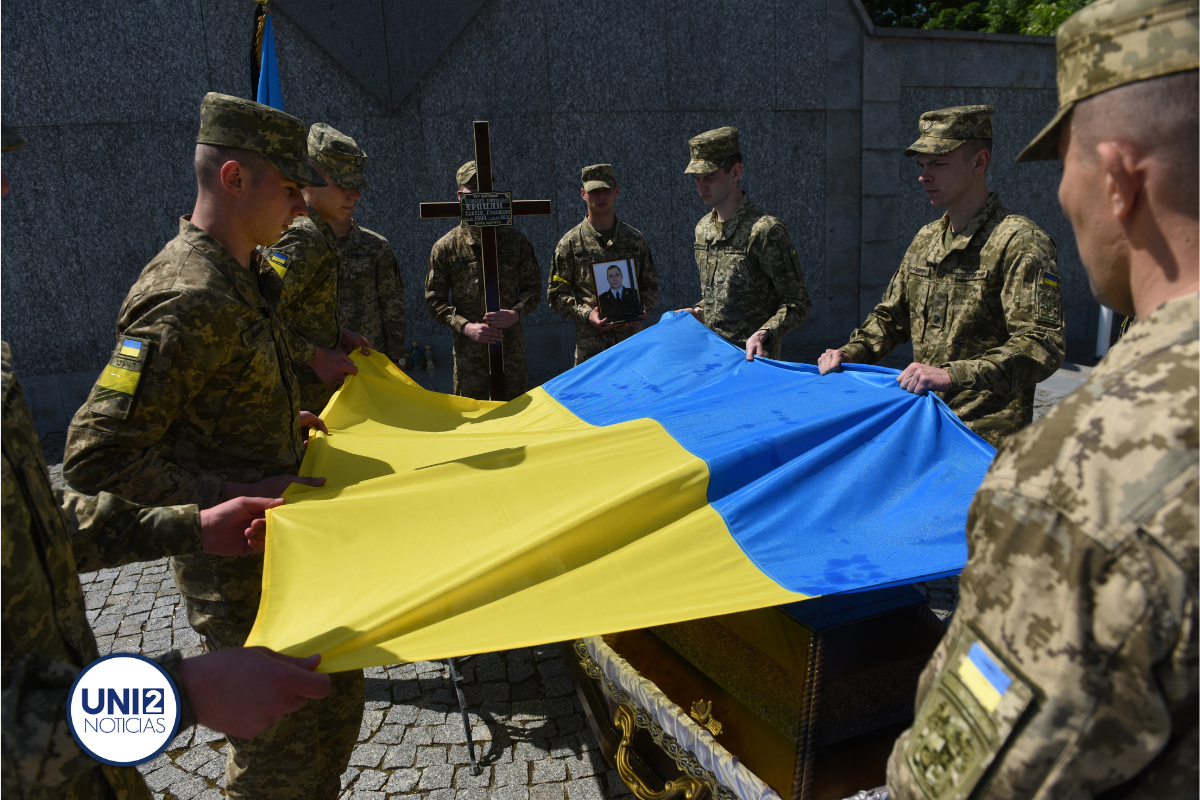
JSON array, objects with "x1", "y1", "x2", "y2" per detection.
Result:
[
  {"x1": 262, "y1": 123, "x2": 372, "y2": 413},
  {"x1": 818, "y1": 107, "x2": 1066, "y2": 447},
  {"x1": 880, "y1": 0, "x2": 1199, "y2": 796},
  {"x1": 338, "y1": 222, "x2": 407, "y2": 363},
  {"x1": 425, "y1": 160, "x2": 542, "y2": 399},
  {"x1": 61, "y1": 95, "x2": 364, "y2": 800},
  {"x1": 548, "y1": 163, "x2": 659, "y2": 364},
  {"x1": 1, "y1": 124, "x2": 331, "y2": 799},
  {"x1": 680, "y1": 127, "x2": 812, "y2": 360}
]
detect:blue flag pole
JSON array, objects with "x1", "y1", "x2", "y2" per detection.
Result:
[{"x1": 256, "y1": 11, "x2": 283, "y2": 110}]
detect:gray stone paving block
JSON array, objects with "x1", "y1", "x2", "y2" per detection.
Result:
[
  {"x1": 511, "y1": 680, "x2": 540, "y2": 701},
  {"x1": 505, "y1": 659, "x2": 534, "y2": 682},
  {"x1": 419, "y1": 674, "x2": 447, "y2": 693},
  {"x1": 143, "y1": 765, "x2": 186, "y2": 791},
  {"x1": 433, "y1": 688, "x2": 457, "y2": 706},
  {"x1": 565, "y1": 751, "x2": 604, "y2": 780},
  {"x1": 513, "y1": 738, "x2": 551, "y2": 762},
  {"x1": 198, "y1": 755, "x2": 225, "y2": 780},
  {"x1": 393, "y1": 679, "x2": 420, "y2": 701},
  {"x1": 181, "y1": 644, "x2": 205, "y2": 658},
  {"x1": 556, "y1": 715, "x2": 585, "y2": 735},
  {"x1": 605, "y1": 770, "x2": 630, "y2": 796},
  {"x1": 482, "y1": 681, "x2": 511, "y2": 702},
  {"x1": 417, "y1": 706, "x2": 449, "y2": 725},
  {"x1": 448, "y1": 743, "x2": 483, "y2": 765},
  {"x1": 455, "y1": 764, "x2": 491, "y2": 788},
  {"x1": 549, "y1": 736, "x2": 577, "y2": 758},
  {"x1": 94, "y1": 634, "x2": 115, "y2": 654},
  {"x1": 415, "y1": 660, "x2": 443, "y2": 674},
  {"x1": 174, "y1": 628, "x2": 202, "y2": 648},
  {"x1": 170, "y1": 774, "x2": 209, "y2": 800},
  {"x1": 351, "y1": 743, "x2": 387, "y2": 767},
  {"x1": 512, "y1": 700, "x2": 543, "y2": 721},
  {"x1": 381, "y1": 743, "x2": 416, "y2": 769},
  {"x1": 169, "y1": 726, "x2": 194, "y2": 749},
  {"x1": 355, "y1": 768, "x2": 388, "y2": 791},
  {"x1": 543, "y1": 697, "x2": 573, "y2": 718},
  {"x1": 532, "y1": 645, "x2": 558, "y2": 661},
  {"x1": 542, "y1": 678, "x2": 573, "y2": 698},
  {"x1": 418, "y1": 764, "x2": 455, "y2": 790},
  {"x1": 150, "y1": 603, "x2": 175, "y2": 617},
  {"x1": 385, "y1": 704, "x2": 418, "y2": 725},
  {"x1": 383, "y1": 768, "x2": 420, "y2": 793},
  {"x1": 137, "y1": 751, "x2": 171, "y2": 773},
  {"x1": 91, "y1": 615, "x2": 121, "y2": 635},
  {"x1": 532, "y1": 759, "x2": 567, "y2": 784},
  {"x1": 85, "y1": 591, "x2": 108, "y2": 610},
  {"x1": 145, "y1": 616, "x2": 172, "y2": 632},
  {"x1": 112, "y1": 634, "x2": 141, "y2": 652},
  {"x1": 530, "y1": 784, "x2": 565, "y2": 800},
  {"x1": 476, "y1": 660, "x2": 507, "y2": 681},
  {"x1": 387, "y1": 663, "x2": 417, "y2": 679},
  {"x1": 537, "y1": 660, "x2": 567, "y2": 680},
  {"x1": 495, "y1": 761, "x2": 529, "y2": 787},
  {"x1": 359, "y1": 709, "x2": 385, "y2": 741},
  {"x1": 193, "y1": 726, "x2": 224, "y2": 745},
  {"x1": 351, "y1": 792, "x2": 384, "y2": 800},
  {"x1": 416, "y1": 745, "x2": 448, "y2": 766},
  {"x1": 112, "y1": 581, "x2": 138, "y2": 594},
  {"x1": 126, "y1": 595, "x2": 155, "y2": 614},
  {"x1": 492, "y1": 786, "x2": 529, "y2": 800},
  {"x1": 340, "y1": 766, "x2": 361, "y2": 790},
  {"x1": 404, "y1": 727, "x2": 434, "y2": 746},
  {"x1": 565, "y1": 777, "x2": 605, "y2": 800},
  {"x1": 456, "y1": 790, "x2": 488, "y2": 800},
  {"x1": 471, "y1": 724, "x2": 493, "y2": 742},
  {"x1": 425, "y1": 790, "x2": 456, "y2": 800},
  {"x1": 194, "y1": 789, "x2": 223, "y2": 800},
  {"x1": 434, "y1": 723, "x2": 468, "y2": 744},
  {"x1": 174, "y1": 743, "x2": 221, "y2": 770},
  {"x1": 372, "y1": 723, "x2": 404, "y2": 744},
  {"x1": 141, "y1": 628, "x2": 173, "y2": 651},
  {"x1": 86, "y1": 608, "x2": 101, "y2": 623}
]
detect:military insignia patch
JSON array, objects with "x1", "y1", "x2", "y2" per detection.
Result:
[
  {"x1": 266, "y1": 251, "x2": 289, "y2": 279},
  {"x1": 905, "y1": 628, "x2": 1034, "y2": 800},
  {"x1": 922, "y1": 120, "x2": 933, "y2": 131},
  {"x1": 92, "y1": 336, "x2": 150, "y2": 419},
  {"x1": 1037, "y1": 271, "x2": 1062, "y2": 325}
]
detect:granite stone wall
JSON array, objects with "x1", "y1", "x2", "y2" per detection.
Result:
[{"x1": 1, "y1": 0, "x2": 1096, "y2": 434}]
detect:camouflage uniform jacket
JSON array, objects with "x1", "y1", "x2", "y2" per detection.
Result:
[
  {"x1": 261, "y1": 209, "x2": 341, "y2": 367},
  {"x1": 337, "y1": 220, "x2": 406, "y2": 360},
  {"x1": 840, "y1": 193, "x2": 1066, "y2": 446},
  {"x1": 424, "y1": 224, "x2": 541, "y2": 335},
  {"x1": 693, "y1": 195, "x2": 811, "y2": 359},
  {"x1": 2, "y1": 343, "x2": 200, "y2": 800},
  {"x1": 888, "y1": 294, "x2": 1198, "y2": 800},
  {"x1": 548, "y1": 215, "x2": 659, "y2": 345},
  {"x1": 63, "y1": 218, "x2": 304, "y2": 601}
]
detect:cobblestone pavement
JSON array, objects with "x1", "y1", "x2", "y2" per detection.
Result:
[{"x1": 53, "y1": 359, "x2": 1090, "y2": 800}]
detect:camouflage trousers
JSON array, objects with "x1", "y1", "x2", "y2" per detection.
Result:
[
  {"x1": 452, "y1": 324, "x2": 528, "y2": 401},
  {"x1": 185, "y1": 594, "x2": 365, "y2": 800},
  {"x1": 572, "y1": 326, "x2": 640, "y2": 366}
]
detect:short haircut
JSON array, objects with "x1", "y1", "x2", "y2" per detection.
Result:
[
  {"x1": 194, "y1": 143, "x2": 267, "y2": 191},
  {"x1": 606, "y1": 265, "x2": 622, "y2": 275},
  {"x1": 719, "y1": 153, "x2": 743, "y2": 174},
  {"x1": 1072, "y1": 70, "x2": 1197, "y2": 213},
  {"x1": 959, "y1": 138, "x2": 993, "y2": 171}
]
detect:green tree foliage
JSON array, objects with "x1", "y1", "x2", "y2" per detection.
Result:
[{"x1": 861, "y1": 0, "x2": 1094, "y2": 35}]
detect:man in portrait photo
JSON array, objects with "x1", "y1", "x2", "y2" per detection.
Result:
[{"x1": 596, "y1": 262, "x2": 641, "y2": 321}]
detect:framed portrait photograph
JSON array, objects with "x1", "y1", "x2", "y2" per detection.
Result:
[{"x1": 592, "y1": 258, "x2": 642, "y2": 322}]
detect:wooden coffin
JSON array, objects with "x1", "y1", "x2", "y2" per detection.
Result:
[{"x1": 562, "y1": 585, "x2": 946, "y2": 800}]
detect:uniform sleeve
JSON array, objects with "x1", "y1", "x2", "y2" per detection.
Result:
[
  {"x1": 373, "y1": 245, "x2": 407, "y2": 359},
  {"x1": 754, "y1": 223, "x2": 812, "y2": 342},
  {"x1": 58, "y1": 490, "x2": 202, "y2": 574},
  {"x1": 547, "y1": 237, "x2": 590, "y2": 324},
  {"x1": 637, "y1": 240, "x2": 660, "y2": 314},
  {"x1": 941, "y1": 229, "x2": 1066, "y2": 394},
  {"x1": 63, "y1": 295, "x2": 231, "y2": 509},
  {"x1": 424, "y1": 240, "x2": 469, "y2": 335},
  {"x1": 266, "y1": 229, "x2": 340, "y2": 368},
  {"x1": 512, "y1": 235, "x2": 542, "y2": 319},
  {"x1": 840, "y1": 256, "x2": 915, "y2": 365}
]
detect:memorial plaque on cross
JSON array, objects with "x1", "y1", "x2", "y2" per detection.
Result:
[{"x1": 420, "y1": 121, "x2": 552, "y2": 401}]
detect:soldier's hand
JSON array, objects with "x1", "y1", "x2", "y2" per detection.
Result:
[
  {"x1": 339, "y1": 327, "x2": 372, "y2": 356},
  {"x1": 817, "y1": 349, "x2": 849, "y2": 375},
  {"x1": 178, "y1": 648, "x2": 331, "y2": 740},
  {"x1": 299, "y1": 411, "x2": 329, "y2": 444},
  {"x1": 483, "y1": 309, "x2": 519, "y2": 329},
  {"x1": 587, "y1": 307, "x2": 614, "y2": 330},
  {"x1": 676, "y1": 306, "x2": 705, "y2": 324},
  {"x1": 464, "y1": 322, "x2": 503, "y2": 344},
  {"x1": 200, "y1": 496, "x2": 285, "y2": 555},
  {"x1": 745, "y1": 330, "x2": 770, "y2": 361},
  {"x1": 896, "y1": 363, "x2": 952, "y2": 395},
  {"x1": 309, "y1": 346, "x2": 358, "y2": 386},
  {"x1": 225, "y1": 475, "x2": 327, "y2": 501}
]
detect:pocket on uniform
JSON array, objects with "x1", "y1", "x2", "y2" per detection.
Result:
[
  {"x1": 903, "y1": 626, "x2": 1035, "y2": 800},
  {"x1": 90, "y1": 336, "x2": 151, "y2": 419}
]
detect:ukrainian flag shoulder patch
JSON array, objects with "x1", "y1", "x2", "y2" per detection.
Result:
[
  {"x1": 92, "y1": 336, "x2": 150, "y2": 419},
  {"x1": 267, "y1": 250, "x2": 289, "y2": 279},
  {"x1": 1042, "y1": 272, "x2": 1060, "y2": 288}
]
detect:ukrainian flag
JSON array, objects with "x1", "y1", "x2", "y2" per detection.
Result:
[
  {"x1": 256, "y1": 10, "x2": 283, "y2": 111},
  {"x1": 246, "y1": 313, "x2": 994, "y2": 672}
]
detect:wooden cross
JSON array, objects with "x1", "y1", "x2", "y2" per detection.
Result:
[{"x1": 420, "y1": 121, "x2": 552, "y2": 401}]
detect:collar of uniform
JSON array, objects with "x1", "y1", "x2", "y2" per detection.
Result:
[
  {"x1": 454, "y1": 223, "x2": 482, "y2": 248},
  {"x1": 707, "y1": 193, "x2": 752, "y2": 242},
  {"x1": 304, "y1": 206, "x2": 340, "y2": 251},
  {"x1": 937, "y1": 192, "x2": 1003, "y2": 256},
  {"x1": 178, "y1": 216, "x2": 269, "y2": 310},
  {"x1": 1097, "y1": 292, "x2": 1199, "y2": 375},
  {"x1": 581, "y1": 214, "x2": 621, "y2": 243}
]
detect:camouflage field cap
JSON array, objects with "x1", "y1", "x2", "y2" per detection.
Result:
[
  {"x1": 684, "y1": 127, "x2": 740, "y2": 174},
  {"x1": 195, "y1": 93, "x2": 326, "y2": 187},
  {"x1": 904, "y1": 106, "x2": 994, "y2": 156},
  {"x1": 2, "y1": 124, "x2": 27, "y2": 152},
  {"x1": 456, "y1": 160, "x2": 478, "y2": 187},
  {"x1": 581, "y1": 163, "x2": 616, "y2": 191},
  {"x1": 308, "y1": 123, "x2": 369, "y2": 190},
  {"x1": 1016, "y1": 0, "x2": 1199, "y2": 161}
]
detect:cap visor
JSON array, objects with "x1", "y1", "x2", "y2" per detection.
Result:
[
  {"x1": 684, "y1": 159, "x2": 720, "y2": 175},
  {"x1": 266, "y1": 154, "x2": 327, "y2": 187},
  {"x1": 582, "y1": 180, "x2": 614, "y2": 191},
  {"x1": 335, "y1": 173, "x2": 370, "y2": 191},
  {"x1": 903, "y1": 137, "x2": 965, "y2": 157},
  {"x1": 1015, "y1": 104, "x2": 1071, "y2": 163}
]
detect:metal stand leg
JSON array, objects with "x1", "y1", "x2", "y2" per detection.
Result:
[{"x1": 447, "y1": 657, "x2": 481, "y2": 775}]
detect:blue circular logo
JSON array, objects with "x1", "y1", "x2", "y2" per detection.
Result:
[{"x1": 66, "y1": 653, "x2": 182, "y2": 766}]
